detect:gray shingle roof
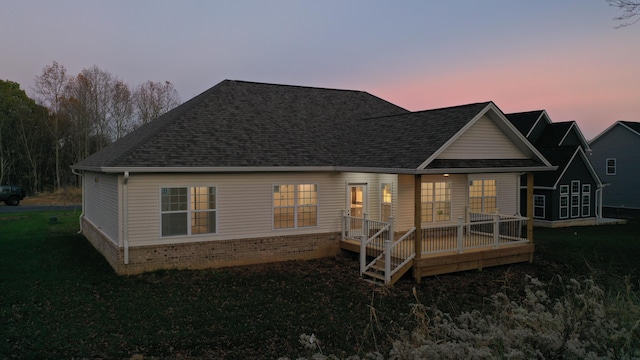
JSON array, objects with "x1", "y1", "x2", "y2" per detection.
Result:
[
  {"x1": 74, "y1": 80, "x2": 408, "y2": 168},
  {"x1": 336, "y1": 102, "x2": 493, "y2": 168},
  {"x1": 73, "y1": 80, "x2": 549, "y2": 173}
]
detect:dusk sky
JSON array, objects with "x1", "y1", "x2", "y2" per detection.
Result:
[{"x1": 1, "y1": 1, "x2": 638, "y2": 139}]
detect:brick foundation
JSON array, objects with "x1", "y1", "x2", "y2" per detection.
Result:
[{"x1": 81, "y1": 218, "x2": 341, "y2": 275}]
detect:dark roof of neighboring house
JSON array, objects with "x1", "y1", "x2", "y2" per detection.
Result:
[
  {"x1": 534, "y1": 122, "x2": 573, "y2": 147},
  {"x1": 505, "y1": 110, "x2": 545, "y2": 136},
  {"x1": 589, "y1": 120, "x2": 640, "y2": 145},
  {"x1": 620, "y1": 121, "x2": 640, "y2": 135},
  {"x1": 534, "y1": 146, "x2": 580, "y2": 186}
]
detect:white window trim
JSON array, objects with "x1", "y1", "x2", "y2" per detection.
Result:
[
  {"x1": 559, "y1": 195, "x2": 569, "y2": 219},
  {"x1": 570, "y1": 194, "x2": 580, "y2": 218},
  {"x1": 533, "y1": 195, "x2": 545, "y2": 219},
  {"x1": 582, "y1": 184, "x2": 591, "y2": 217},
  {"x1": 160, "y1": 186, "x2": 218, "y2": 238},
  {"x1": 272, "y1": 183, "x2": 319, "y2": 230},
  {"x1": 469, "y1": 179, "x2": 497, "y2": 214},
  {"x1": 606, "y1": 158, "x2": 616, "y2": 175},
  {"x1": 422, "y1": 181, "x2": 452, "y2": 223}
]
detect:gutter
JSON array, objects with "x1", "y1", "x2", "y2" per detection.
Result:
[
  {"x1": 71, "y1": 168, "x2": 85, "y2": 234},
  {"x1": 71, "y1": 165, "x2": 557, "y2": 175}
]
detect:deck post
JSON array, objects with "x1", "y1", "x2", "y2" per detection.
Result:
[
  {"x1": 360, "y1": 234, "x2": 366, "y2": 275},
  {"x1": 493, "y1": 213, "x2": 499, "y2": 248},
  {"x1": 457, "y1": 217, "x2": 464, "y2": 253},
  {"x1": 526, "y1": 172, "x2": 534, "y2": 262},
  {"x1": 413, "y1": 174, "x2": 422, "y2": 283},
  {"x1": 384, "y1": 217, "x2": 394, "y2": 284},
  {"x1": 341, "y1": 209, "x2": 346, "y2": 240}
]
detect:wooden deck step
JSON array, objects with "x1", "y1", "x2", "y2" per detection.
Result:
[{"x1": 363, "y1": 270, "x2": 385, "y2": 281}]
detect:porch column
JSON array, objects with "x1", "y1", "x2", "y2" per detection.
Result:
[
  {"x1": 414, "y1": 174, "x2": 423, "y2": 282},
  {"x1": 526, "y1": 172, "x2": 534, "y2": 262}
]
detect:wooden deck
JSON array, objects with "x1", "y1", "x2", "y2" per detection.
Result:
[{"x1": 340, "y1": 234, "x2": 534, "y2": 282}]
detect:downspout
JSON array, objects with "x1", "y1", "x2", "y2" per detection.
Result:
[
  {"x1": 123, "y1": 171, "x2": 130, "y2": 264},
  {"x1": 595, "y1": 185, "x2": 604, "y2": 224},
  {"x1": 71, "y1": 168, "x2": 85, "y2": 234}
]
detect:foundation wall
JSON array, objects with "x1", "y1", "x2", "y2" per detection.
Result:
[{"x1": 82, "y1": 218, "x2": 341, "y2": 275}]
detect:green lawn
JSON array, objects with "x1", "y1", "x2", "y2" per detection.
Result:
[{"x1": 1, "y1": 211, "x2": 639, "y2": 359}]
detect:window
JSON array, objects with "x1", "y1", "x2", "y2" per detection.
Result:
[
  {"x1": 560, "y1": 195, "x2": 569, "y2": 219},
  {"x1": 560, "y1": 185, "x2": 569, "y2": 195},
  {"x1": 571, "y1": 194, "x2": 580, "y2": 218},
  {"x1": 161, "y1": 186, "x2": 216, "y2": 237},
  {"x1": 421, "y1": 181, "x2": 451, "y2": 223},
  {"x1": 469, "y1": 179, "x2": 497, "y2": 213},
  {"x1": 533, "y1": 195, "x2": 545, "y2": 218},
  {"x1": 381, "y1": 183, "x2": 392, "y2": 221},
  {"x1": 571, "y1": 180, "x2": 580, "y2": 194},
  {"x1": 273, "y1": 184, "x2": 317, "y2": 229},
  {"x1": 582, "y1": 184, "x2": 591, "y2": 217},
  {"x1": 606, "y1": 158, "x2": 616, "y2": 175}
]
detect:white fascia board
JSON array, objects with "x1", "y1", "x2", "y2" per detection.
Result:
[
  {"x1": 336, "y1": 166, "x2": 556, "y2": 175},
  {"x1": 589, "y1": 121, "x2": 620, "y2": 145}
]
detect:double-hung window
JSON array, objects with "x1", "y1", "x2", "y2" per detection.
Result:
[
  {"x1": 381, "y1": 183, "x2": 392, "y2": 221},
  {"x1": 570, "y1": 180, "x2": 580, "y2": 218},
  {"x1": 606, "y1": 158, "x2": 616, "y2": 175},
  {"x1": 273, "y1": 184, "x2": 317, "y2": 229},
  {"x1": 533, "y1": 195, "x2": 545, "y2": 219},
  {"x1": 469, "y1": 179, "x2": 497, "y2": 213},
  {"x1": 582, "y1": 184, "x2": 591, "y2": 217},
  {"x1": 421, "y1": 181, "x2": 451, "y2": 223},
  {"x1": 161, "y1": 186, "x2": 217, "y2": 237},
  {"x1": 559, "y1": 185, "x2": 569, "y2": 219}
]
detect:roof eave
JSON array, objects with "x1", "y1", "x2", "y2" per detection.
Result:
[{"x1": 71, "y1": 165, "x2": 339, "y2": 173}]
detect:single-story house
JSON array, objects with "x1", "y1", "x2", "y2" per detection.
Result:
[
  {"x1": 589, "y1": 121, "x2": 640, "y2": 218},
  {"x1": 506, "y1": 110, "x2": 604, "y2": 227},
  {"x1": 72, "y1": 80, "x2": 554, "y2": 284}
]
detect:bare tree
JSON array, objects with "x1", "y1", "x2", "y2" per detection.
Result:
[
  {"x1": 133, "y1": 80, "x2": 181, "y2": 126},
  {"x1": 608, "y1": 0, "x2": 640, "y2": 27},
  {"x1": 111, "y1": 80, "x2": 134, "y2": 140},
  {"x1": 33, "y1": 60, "x2": 68, "y2": 189}
]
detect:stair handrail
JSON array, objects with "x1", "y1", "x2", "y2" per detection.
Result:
[{"x1": 387, "y1": 226, "x2": 416, "y2": 282}]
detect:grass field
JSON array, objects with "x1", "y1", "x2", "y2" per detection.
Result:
[{"x1": 1, "y1": 211, "x2": 639, "y2": 359}]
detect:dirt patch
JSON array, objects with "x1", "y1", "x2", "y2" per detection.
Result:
[{"x1": 22, "y1": 188, "x2": 82, "y2": 205}]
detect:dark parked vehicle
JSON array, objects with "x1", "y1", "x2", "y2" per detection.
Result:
[{"x1": 0, "y1": 185, "x2": 26, "y2": 206}]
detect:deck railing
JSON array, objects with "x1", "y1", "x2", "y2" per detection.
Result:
[
  {"x1": 342, "y1": 211, "x2": 527, "y2": 284},
  {"x1": 422, "y1": 213, "x2": 529, "y2": 255}
]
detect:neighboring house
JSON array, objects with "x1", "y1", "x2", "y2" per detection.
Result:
[
  {"x1": 507, "y1": 110, "x2": 604, "y2": 227},
  {"x1": 589, "y1": 121, "x2": 640, "y2": 215},
  {"x1": 72, "y1": 80, "x2": 554, "y2": 283}
]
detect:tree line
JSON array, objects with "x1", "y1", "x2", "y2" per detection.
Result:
[{"x1": 0, "y1": 61, "x2": 181, "y2": 194}]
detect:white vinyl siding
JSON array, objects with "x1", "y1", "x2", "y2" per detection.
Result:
[
  {"x1": 84, "y1": 172, "x2": 120, "y2": 245},
  {"x1": 437, "y1": 115, "x2": 528, "y2": 160},
  {"x1": 125, "y1": 172, "x2": 383, "y2": 246}
]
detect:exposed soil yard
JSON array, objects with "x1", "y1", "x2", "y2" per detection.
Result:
[{"x1": 1, "y1": 209, "x2": 638, "y2": 358}]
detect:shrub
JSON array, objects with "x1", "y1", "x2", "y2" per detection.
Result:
[{"x1": 288, "y1": 276, "x2": 640, "y2": 359}]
